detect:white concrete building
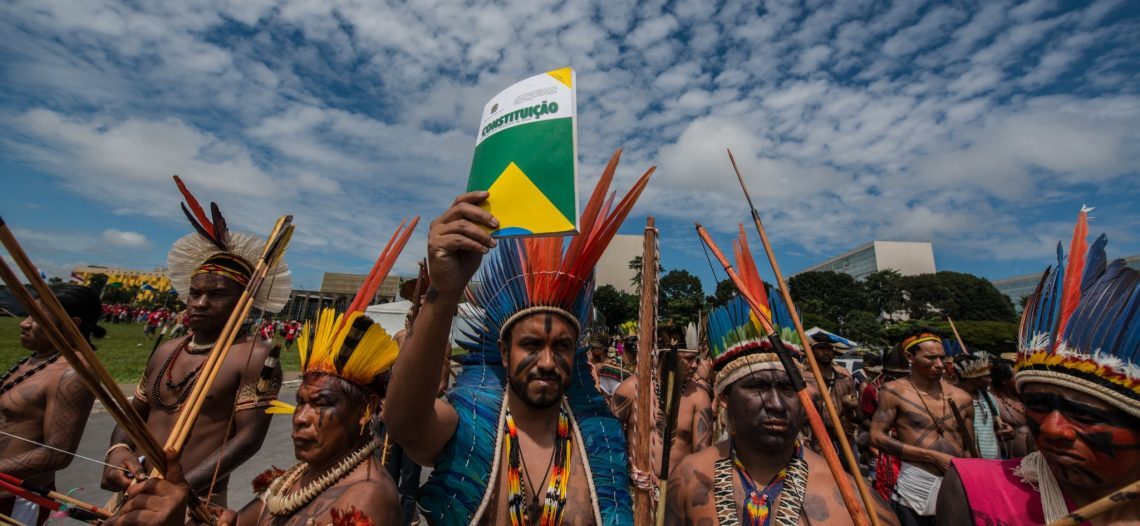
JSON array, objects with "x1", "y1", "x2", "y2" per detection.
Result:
[
  {"x1": 595, "y1": 234, "x2": 641, "y2": 294},
  {"x1": 798, "y1": 241, "x2": 936, "y2": 281}
]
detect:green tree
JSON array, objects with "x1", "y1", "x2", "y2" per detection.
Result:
[
  {"x1": 711, "y1": 279, "x2": 738, "y2": 307},
  {"x1": 593, "y1": 285, "x2": 639, "y2": 330},
  {"x1": 47, "y1": 276, "x2": 63, "y2": 285},
  {"x1": 102, "y1": 284, "x2": 138, "y2": 305},
  {"x1": 899, "y1": 272, "x2": 1016, "y2": 322},
  {"x1": 842, "y1": 310, "x2": 887, "y2": 347},
  {"x1": 864, "y1": 269, "x2": 905, "y2": 322},
  {"x1": 885, "y1": 319, "x2": 1018, "y2": 355},
  {"x1": 787, "y1": 271, "x2": 870, "y2": 330},
  {"x1": 660, "y1": 269, "x2": 704, "y2": 325},
  {"x1": 629, "y1": 256, "x2": 642, "y2": 292},
  {"x1": 88, "y1": 273, "x2": 109, "y2": 295}
]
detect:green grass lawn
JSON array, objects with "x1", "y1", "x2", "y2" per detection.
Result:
[{"x1": 0, "y1": 316, "x2": 303, "y2": 383}]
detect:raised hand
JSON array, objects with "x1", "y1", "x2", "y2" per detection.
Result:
[
  {"x1": 102, "y1": 445, "x2": 145, "y2": 491},
  {"x1": 427, "y1": 191, "x2": 498, "y2": 297}
]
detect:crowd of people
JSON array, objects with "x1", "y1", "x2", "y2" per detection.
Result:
[{"x1": 0, "y1": 172, "x2": 1136, "y2": 526}]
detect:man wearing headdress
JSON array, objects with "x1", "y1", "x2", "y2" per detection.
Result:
[
  {"x1": 610, "y1": 324, "x2": 714, "y2": 485},
  {"x1": 103, "y1": 310, "x2": 404, "y2": 526},
  {"x1": 664, "y1": 297, "x2": 897, "y2": 526},
  {"x1": 953, "y1": 353, "x2": 1013, "y2": 460},
  {"x1": 102, "y1": 179, "x2": 290, "y2": 506},
  {"x1": 388, "y1": 155, "x2": 650, "y2": 526},
  {"x1": 870, "y1": 328, "x2": 974, "y2": 526},
  {"x1": 803, "y1": 333, "x2": 861, "y2": 470},
  {"x1": 989, "y1": 357, "x2": 1035, "y2": 458},
  {"x1": 0, "y1": 285, "x2": 104, "y2": 525},
  {"x1": 936, "y1": 212, "x2": 1140, "y2": 525}
]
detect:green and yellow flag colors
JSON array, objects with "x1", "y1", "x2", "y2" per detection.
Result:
[{"x1": 467, "y1": 67, "x2": 578, "y2": 237}]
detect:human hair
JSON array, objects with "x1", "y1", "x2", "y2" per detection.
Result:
[
  {"x1": 883, "y1": 345, "x2": 910, "y2": 373},
  {"x1": 897, "y1": 325, "x2": 943, "y2": 353},
  {"x1": 990, "y1": 359, "x2": 1014, "y2": 389},
  {"x1": 44, "y1": 284, "x2": 106, "y2": 343}
]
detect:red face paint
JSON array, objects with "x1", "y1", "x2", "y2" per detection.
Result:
[{"x1": 1021, "y1": 384, "x2": 1140, "y2": 489}]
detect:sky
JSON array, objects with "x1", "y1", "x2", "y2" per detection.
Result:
[{"x1": 1, "y1": 0, "x2": 1138, "y2": 293}]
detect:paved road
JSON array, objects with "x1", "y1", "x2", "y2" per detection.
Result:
[{"x1": 52, "y1": 384, "x2": 300, "y2": 524}]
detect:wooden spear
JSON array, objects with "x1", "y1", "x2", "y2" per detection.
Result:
[
  {"x1": 632, "y1": 217, "x2": 658, "y2": 526},
  {"x1": 1047, "y1": 477, "x2": 1140, "y2": 526},
  {"x1": 696, "y1": 224, "x2": 870, "y2": 526},
  {"x1": 0, "y1": 218, "x2": 165, "y2": 469},
  {"x1": 946, "y1": 316, "x2": 971, "y2": 355},
  {"x1": 725, "y1": 149, "x2": 881, "y2": 526},
  {"x1": 165, "y1": 216, "x2": 294, "y2": 452}
]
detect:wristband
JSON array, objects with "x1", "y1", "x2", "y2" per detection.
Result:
[{"x1": 105, "y1": 442, "x2": 132, "y2": 460}]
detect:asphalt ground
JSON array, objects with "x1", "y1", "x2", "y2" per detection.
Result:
[{"x1": 51, "y1": 382, "x2": 302, "y2": 524}]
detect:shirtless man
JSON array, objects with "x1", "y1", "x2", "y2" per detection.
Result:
[
  {"x1": 871, "y1": 327, "x2": 974, "y2": 526},
  {"x1": 610, "y1": 342, "x2": 713, "y2": 481},
  {"x1": 104, "y1": 372, "x2": 401, "y2": 526},
  {"x1": 989, "y1": 358, "x2": 1034, "y2": 458},
  {"x1": 102, "y1": 184, "x2": 288, "y2": 506},
  {"x1": 0, "y1": 285, "x2": 103, "y2": 525},
  {"x1": 665, "y1": 297, "x2": 897, "y2": 526},
  {"x1": 387, "y1": 184, "x2": 643, "y2": 525}
]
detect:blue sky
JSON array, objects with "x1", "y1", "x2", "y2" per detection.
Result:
[{"x1": 2, "y1": 0, "x2": 1138, "y2": 293}]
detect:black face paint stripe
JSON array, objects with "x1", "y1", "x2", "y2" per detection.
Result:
[
  {"x1": 544, "y1": 313, "x2": 552, "y2": 336},
  {"x1": 514, "y1": 352, "x2": 540, "y2": 377},
  {"x1": 1076, "y1": 431, "x2": 1140, "y2": 458}
]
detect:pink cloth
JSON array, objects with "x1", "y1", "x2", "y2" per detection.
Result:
[{"x1": 952, "y1": 458, "x2": 1086, "y2": 526}]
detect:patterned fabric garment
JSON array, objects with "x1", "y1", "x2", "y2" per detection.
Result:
[{"x1": 711, "y1": 452, "x2": 809, "y2": 526}]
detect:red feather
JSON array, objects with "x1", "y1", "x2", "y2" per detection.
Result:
[
  {"x1": 173, "y1": 176, "x2": 214, "y2": 234},
  {"x1": 1057, "y1": 208, "x2": 1089, "y2": 336},
  {"x1": 330, "y1": 506, "x2": 375, "y2": 526},
  {"x1": 338, "y1": 217, "x2": 420, "y2": 332}
]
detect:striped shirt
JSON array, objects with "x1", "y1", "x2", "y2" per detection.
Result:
[{"x1": 973, "y1": 391, "x2": 1001, "y2": 459}]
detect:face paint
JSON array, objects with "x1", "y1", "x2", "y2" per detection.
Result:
[
  {"x1": 1021, "y1": 384, "x2": 1140, "y2": 489},
  {"x1": 503, "y1": 313, "x2": 577, "y2": 409}
]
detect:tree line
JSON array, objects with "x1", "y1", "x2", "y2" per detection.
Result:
[{"x1": 593, "y1": 262, "x2": 1020, "y2": 354}]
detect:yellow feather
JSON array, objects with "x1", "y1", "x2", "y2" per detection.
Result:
[
  {"x1": 297, "y1": 320, "x2": 312, "y2": 368},
  {"x1": 265, "y1": 400, "x2": 296, "y2": 415},
  {"x1": 340, "y1": 324, "x2": 400, "y2": 385}
]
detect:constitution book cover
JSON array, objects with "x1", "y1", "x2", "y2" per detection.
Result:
[{"x1": 466, "y1": 67, "x2": 578, "y2": 237}]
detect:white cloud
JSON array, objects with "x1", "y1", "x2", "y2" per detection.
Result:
[{"x1": 101, "y1": 229, "x2": 149, "y2": 249}]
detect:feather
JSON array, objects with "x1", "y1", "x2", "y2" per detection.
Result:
[
  {"x1": 1057, "y1": 209, "x2": 1089, "y2": 336},
  {"x1": 209, "y1": 202, "x2": 229, "y2": 251},
  {"x1": 265, "y1": 400, "x2": 296, "y2": 415},
  {"x1": 1082, "y1": 234, "x2": 1108, "y2": 292},
  {"x1": 173, "y1": 175, "x2": 214, "y2": 233},
  {"x1": 180, "y1": 203, "x2": 222, "y2": 249}
]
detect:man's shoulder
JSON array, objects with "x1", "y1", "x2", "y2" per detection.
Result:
[
  {"x1": 943, "y1": 383, "x2": 974, "y2": 403},
  {"x1": 834, "y1": 364, "x2": 853, "y2": 377},
  {"x1": 614, "y1": 375, "x2": 638, "y2": 395}
]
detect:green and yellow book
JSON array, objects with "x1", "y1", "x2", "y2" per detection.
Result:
[{"x1": 466, "y1": 67, "x2": 578, "y2": 237}]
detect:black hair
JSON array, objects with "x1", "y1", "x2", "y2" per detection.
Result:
[
  {"x1": 991, "y1": 360, "x2": 1014, "y2": 389},
  {"x1": 897, "y1": 325, "x2": 943, "y2": 352},
  {"x1": 45, "y1": 284, "x2": 106, "y2": 342},
  {"x1": 883, "y1": 345, "x2": 910, "y2": 373},
  {"x1": 864, "y1": 352, "x2": 883, "y2": 367}
]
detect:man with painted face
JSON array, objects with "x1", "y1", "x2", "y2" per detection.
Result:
[
  {"x1": 611, "y1": 324, "x2": 714, "y2": 486},
  {"x1": 102, "y1": 179, "x2": 289, "y2": 506},
  {"x1": 936, "y1": 213, "x2": 1140, "y2": 525},
  {"x1": 870, "y1": 327, "x2": 974, "y2": 526},
  {"x1": 0, "y1": 284, "x2": 104, "y2": 525},
  {"x1": 665, "y1": 297, "x2": 897, "y2": 526},
  {"x1": 103, "y1": 312, "x2": 404, "y2": 526},
  {"x1": 387, "y1": 154, "x2": 650, "y2": 526}
]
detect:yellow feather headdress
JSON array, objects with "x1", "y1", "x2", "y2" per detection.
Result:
[{"x1": 271, "y1": 219, "x2": 418, "y2": 415}]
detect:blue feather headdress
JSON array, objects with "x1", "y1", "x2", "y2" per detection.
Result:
[
  {"x1": 1016, "y1": 208, "x2": 1140, "y2": 417},
  {"x1": 419, "y1": 150, "x2": 653, "y2": 526}
]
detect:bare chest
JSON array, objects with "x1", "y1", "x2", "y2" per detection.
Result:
[{"x1": 481, "y1": 441, "x2": 597, "y2": 526}]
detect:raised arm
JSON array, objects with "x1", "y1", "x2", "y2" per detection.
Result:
[{"x1": 385, "y1": 191, "x2": 498, "y2": 466}]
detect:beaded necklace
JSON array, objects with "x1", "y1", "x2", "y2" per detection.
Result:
[
  {"x1": 152, "y1": 336, "x2": 203, "y2": 410},
  {"x1": 504, "y1": 404, "x2": 572, "y2": 526},
  {"x1": 0, "y1": 353, "x2": 61, "y2": 396},
  {"x1": 732, "y1": 440, "x2": 802, "y2": 526}
]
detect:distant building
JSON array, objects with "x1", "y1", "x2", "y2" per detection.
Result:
[
  {"x1": 797, "y1": 241, "x2": 936, "y2": 281},
  {"x1": 72, "y1": 265, "x2": 172, "y2": 302},
  {"x1": 992, "y1": 253, "x2": 1140, "y2": 311},
  {"x1": 279, "y1": 273, "x2": 407, "y2": 322},
  {"x1": 595, "y1": 234, "x2": 641, "y2": 294}
]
